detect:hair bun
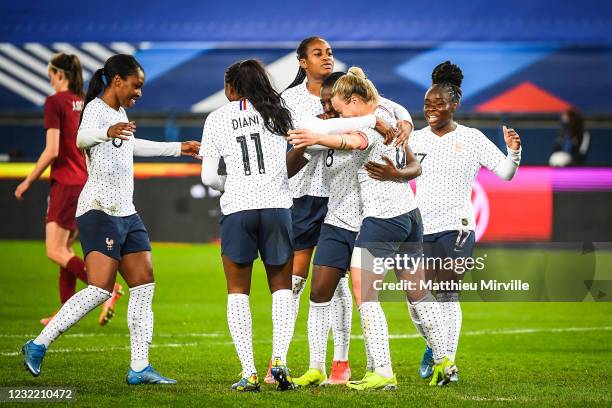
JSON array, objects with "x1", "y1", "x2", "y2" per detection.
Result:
[
  {"x1": 347, "y1": 66, "x2": 367, "y2": 79},
  {"x1": 432, "y1": 61, "x2": 463, "y2": 88}
]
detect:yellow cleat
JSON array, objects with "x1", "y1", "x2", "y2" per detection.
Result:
[
  {"x1": 294, "y1": 368, "x2": 327, "y2": 387},
  {"x1": 347, "y1": 372, "x2": 397, "y2": 391},
  {"x1": 429, "y1": 357, "x2": 458, "y2": 386}
]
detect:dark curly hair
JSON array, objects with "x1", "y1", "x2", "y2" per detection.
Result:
[{"x1": 431, "y1": 61, "x2": 463, "y2": 103}]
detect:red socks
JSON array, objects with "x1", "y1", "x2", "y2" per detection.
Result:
[
  {"x1": 65, "y1": 256, "x2": 88, "y2": 283},
  {"x1": 59, "y1": 257, "x2": 88, "y2": 304},
  {"x1": 59, "y1": 267, "x2": 76, "y2": 303}
]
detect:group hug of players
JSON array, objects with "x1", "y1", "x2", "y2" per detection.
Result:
[{"x1": 17, "y1": 36, "x2": 521, "y2": 390}]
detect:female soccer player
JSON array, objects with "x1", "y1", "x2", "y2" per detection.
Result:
[
  {"x1": 21, "y1": 54, "x2": 201, "y2": 384},
  {"x1": 291, "y1": 71, "x2": 413, "y2": 387},
  {"x1": 200, "y1": 59, "x2": 298, "y2": 392},
  {"x1": 14, "y1": 53, "x2": 123, "y2": 326},
  {"x1": 201, "y1": 59, "x2": 380, "y2": 391},
  {"x1": 289, "y1": 67, "x2": 454, "y2": 389},
  {"x1": 282, "y1": 37, "x2": 414, "y2": 384},
  {"x1": 366, "y1": 61, "x2": 522, "y2": 383}
]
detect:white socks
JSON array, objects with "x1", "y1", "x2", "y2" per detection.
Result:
[
  {"x1": 307, "y1": 301, "x2": 330, "y2": 373},
  {"x1": 35, "y1": 285, "x2": 111, "y2": 347},
  {"x1": 227, "y1": 293, "x2": 256, "y2": 376},
  {"x1": 272, "y1": 289, "x2": 294, "y2": 363},
  {"x1": 411, "y1": 293, "x2": 448, "y2": 363},
  {"x1": 128, "y1": 283, "x2": 155, "y2": 372},
  {"x1": 436, "y1": 292, "x2": 462, "y2": 362},
  {"x1": 331, "y1": 276, "x2": 352, "y2": 361},
  {"x1": 291, "y1": 275, "x2": 306, "y2": 321},
  {"x1": 358, "y1": 302, "x2": 392, "y2": 377},
  {"x1": 407, "y1": 302, "x2": 430, "y2": 346}
]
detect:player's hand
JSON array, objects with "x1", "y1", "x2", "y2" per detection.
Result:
[
  {"x1": 181, "y1": 141, "x2": 202, "y2": 159},
  {"x1": 365, "y1": 156, "x2": 399, "y2": 181},
  {"x1": 107, "y1": 121, "x2": 136, "y2": 140},
  {"x1": 503, "y1": 125, "x2": 521, "y2": 150},
  {"x1": 394, "y1": 120, "x2": 413, "y2": 147},
  {"x1": 287, "y1": 129, "x2": 321, "y2": 149},
  {"x1": 374, "y1": 117, "x2": 397, "y2": 145},
  {"x1": 14, "y1": 179, "x2": 31, "y2": 200}
]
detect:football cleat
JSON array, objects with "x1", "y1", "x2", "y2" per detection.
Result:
[
  {"x1": 419, "y1": 346, "x2": 434, "y2": 379},
  {"x1": 270, "y1": 358, "x2": 295, "y2": 391},
  {"x1": 294, "y1": 368, "x2": 327, "y2": 387},
  {"x1": 264, "y1": 358, "x2": 275, "y2": 384},
  {"x1": 231, "y1": 374, "x2": 260, "y2": 392},
  {"x1": 126, "y1": 365, "x2": 176, "y2": 385},
  {"x1": 450, "y1": 371, "x2": 459, "y2": 383},
  {"x1": 325, "y1": 360, "x2": 351, "y2": 385},
  {"x1": 347, "y1": 372, "x2": 397, "y2": 391},
  {"x1": 99, "y1": 283, "x2": 124, "y2": 326},
  {"x1": 22, "y1": 340, "x2": 46, "y2": 377},
  {"x1": 429, "y1": 357, "x2": 457, "y2": 387}
]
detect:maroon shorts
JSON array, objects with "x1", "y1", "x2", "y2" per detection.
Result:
[{"x1": 46, "y1": 182, "x2": 84, "y2": 231}]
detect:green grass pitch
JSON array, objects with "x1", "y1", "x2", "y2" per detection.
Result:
[{"x1": 0, "y1": 240, "x2": 611, "y2": 407}]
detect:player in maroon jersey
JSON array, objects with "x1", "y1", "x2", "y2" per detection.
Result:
[{"x1": 14, "y1": 53, "x2": 123, "y2": 326}]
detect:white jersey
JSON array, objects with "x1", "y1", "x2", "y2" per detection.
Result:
[
  {"x1": 322, "y1": 104, "x2": 408, "y2": 231},
  {"x1": 76, "y1": 98, "x2": 136, "y2": 217},
  {"x1": 322, "y1": 148, "x2": 365, "y2": 232},
  {"x1": 358, "y1": 106, "x2": 418, "y2": 219},
  {"x1": 200, "y1": 99, "x2": 292, "y2": 215},
  {"x1": 282, "y1": 81, "x2": 328, "y2": 198},
  {"x1": 409, "y1": 124, "x2": 506, "y2": 234}
]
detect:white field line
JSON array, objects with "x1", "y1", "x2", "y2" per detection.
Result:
[
  {"x1": 1, "y1": 342, "x2": 198, "y2": 357},
  {"x1": 2, "y1": 326, "x2": 611, "y2": 357},
  {"x1": 0, "y1": 332, "x2": 224, "y2": 339}
]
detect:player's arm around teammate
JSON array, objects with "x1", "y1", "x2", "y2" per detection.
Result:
[
  {"x1": 200, "y1": 60, "x2": 298, "y2": 392},
  {"x1": 383, "y1": 61, "x2": 521, "y2": 384}
]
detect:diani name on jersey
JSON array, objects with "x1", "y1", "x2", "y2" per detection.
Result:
[{"x1": 232, "y1": 115, "x2": 260, "y2": 130}]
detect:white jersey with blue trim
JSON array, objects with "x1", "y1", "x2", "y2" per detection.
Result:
[
  {"x1": 76, "y1": 98, "x2": 136, "y2": 217},
  {"x1": 358, "y1": 106, "x2": 418, "y2": 219},
  {"x1": 200, "y1": 99, "x2": 292, "y2": 215},
  {"x1": 281, "y1": 81, "x2": 328, "y2": 199},
  {"x1": 409, "y1": 124, "x2": 506, "y2": 234}
]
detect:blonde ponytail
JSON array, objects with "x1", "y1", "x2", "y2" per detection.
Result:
[{"x1": 332, "y1": 66, "x2": 379, "y2": 105}]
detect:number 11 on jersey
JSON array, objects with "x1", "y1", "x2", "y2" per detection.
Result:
[{"x1": 236, "y1": 133, "x2": 266, "y2": 176}]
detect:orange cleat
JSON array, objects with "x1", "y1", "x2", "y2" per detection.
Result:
[
  {"x1": 264, "y1": 358, "x2": 275, "y2": 384},
  {"x1": 99, "y1": 283, "x2": 124, "y2": 326},
  {"x1": 327, "y1": 360, "x2": 351, "y2": 385}
]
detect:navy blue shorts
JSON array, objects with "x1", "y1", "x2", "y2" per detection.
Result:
[
  {"x1": 291, "y1": 195, "x2": 329, "y2": 251},
  {"x1": 355, "y1": 208, "x2": 423, "y2": 259},
  {"x1": 220, "y1": 208, "x2": 293, "y2": 265},
  {"x1": 313, "y1": 223, "x2": 357, "y2": 272},
  {"x1": 77, "y1": 210, "x2": 151, "y2": 262},
  {"x1": 423, "y1": 230, "x2": 476, "y2": 260}
]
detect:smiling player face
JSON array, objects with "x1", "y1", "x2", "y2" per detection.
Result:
[
  {"x1": 115, "y1": 68, "x2": 145, "y2": 109},
  {"x1": 423, "y1": 86, "x2": 457, "y2": 132},
  {"x1": 300, "y1": 39, "x2": 334, "y2": 79}
]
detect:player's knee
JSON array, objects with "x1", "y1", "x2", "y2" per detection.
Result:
[
  {"x1": 309, "y1": 285, "x2": 333, "y2": 303},
  {"x1": 45, "y1": 247, "x2": 63, "y2": 264}
]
